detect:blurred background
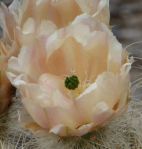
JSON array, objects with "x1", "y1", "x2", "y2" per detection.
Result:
[
  {"x1": 110, "y1": 0, "x2": 142, "y2": 100},
  {"x1": 110, "y1": 0, "x2": 142, "y2": 46}
]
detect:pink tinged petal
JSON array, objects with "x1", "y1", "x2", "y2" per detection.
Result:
[
  {"x1": 72, "y1": 14, "x2": 123, "y2": 74},
  {"x1": 18, "y1": 83, "x2": 52, "y2": 128},
  {"x1": 39, "y1": 73, "x2": 63, "y2": 95},
  {"x1": 7, "y1": 73, "x2": 26, "y2": 87},
  {"x1": 22, "y1": 17, "x2": 35, "y2": 35},
  {"x1": 86, "y1": 32, "x2": 108, "y2": 81},
  {"x1": 46, "y1": 107, "x2": 80, "y2": 130},
  {"x1": 120, "y1": 63, "x2": 131, "y2": 77},
  {"x1": 36, "y1": 0, "x2": 46, "y2": 6},
  {"x1": 45, "y1": 29, "x2": 66, "y2": 57},
  {"x1": 51, "y1": 0, "x2": 81, "y2": 27},
  {"x1": 77, "y1": 82, "x2": 97, "y2": 99},
  {"x1": 95, "y1": 73, "x2": 124, "y2": 108},
  {"x1": 69, "y1": 23, "x2": 91, "y2": 46},
  {"x1": 50, "y1": 123, "x2": 94, "y2": 137},
  {"x1": 37, "y1": 20, "x2": 57, "y2": 37},
  {"x1": 69, "y1": 15, "x2": 109, "y2": 81},
  {"x1": 18, "y1": 78, "x2": 80, "y2": 131},
  {"x1": 18, "y1": 17, "x2": 37, "y2": 46},
  {"x1": 39, "y1": 73, "x2": 73, "y2": 108},
  {"x1": 76, "y1": 72, "x2": 129, "y2": 122},
  {"x1": 16, "y1": 42, "x2": 47, "y2": 80},
  {"x1": 115, "y1": 63, "x2": 131, "y2": 112},
  {"x1": 18, "y1": 0, "x2": 36, "y2": 26},
  {"x1": 21, "y1": 97, "x2": 49, "y2": 129},
  {"x1": 46, "y1": 36, "x2": 88, "y2": 81},
  {"x1": 51, "y1": 90, "x2": 73, "y2": 108},
  {"x1": 7, "y1": 56, "x2": 21, "y2": 75},
  {"x1": 0, "y1": 3, "x2": 16, "y2": 40},
  {"x1": 75, "y1": 0, "x2": 110, "y2": 24},
  {"x1": 9, "y1": 0, "x2": 30, "y2": 25},
  {"x1": 93, "y1": 0, "x2": 110, "y2": 25},
  {"x1": 75, "y1": 123, "x2": 94, "y2": 136},
  {"x1": 100, "y1": 24, "x2": 123, "y2": 73},
  {"x1": 76, "y1": 0, "x2": 100, "y2": 14},
  {"x1": 70, "y1": 26, "x2": 108, "y2": 82},
  {"x1": 17, "y1": 47, "x2": 31, "y2": 74},
  {"x1": 39, "y1": 75, "x2": 81, "y2": 128},
  {"x1": 92, "y1": 102, "x2": 113, "y2": 126},
  {"x1": 49, "y1": 124, "x2": 67, "y2": 136}
]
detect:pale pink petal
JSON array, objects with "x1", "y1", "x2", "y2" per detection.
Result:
[
  {"x1": 76, "y1": 71, "x2": 129, "y2": 122},
  {"x1": 92, "y1": 102, "x2": 114, "y2": 126},
  {"x1": 21, "y1": 97, "x2": 49, "y2": 129},
  {"x1": 22, "y1": 17, "x2": 35, "y2": 35},
  {"x1": 46, "y1": 36, "x2": 88, "y2": 81},
  {"x1": 93, "y1": 0, "x2": 110, "y2": 25},
  {"x1": 37, "y1": 20, "x2": 57, "y2": 37},
  {"x1": 51, "y1": 0, "x2": 81, "y2": 27},
  {"x1": 46, "y1": 106, "x2": 80, "y2": 130},
  {"x1": 49, "y1": 124, "x2": 67, "y2": 136},
  {"x1": 75, "y1": 123, "x2": 94, "y2": 136},
  {"x1": 76, "y1": 0, "x2": 110, "y2": 25}
]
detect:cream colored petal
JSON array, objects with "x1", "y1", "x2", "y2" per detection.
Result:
[
  {"x1": 7, "y1": 56, "x2": 27, "y2": 87},
  {"x1": 85, "y1": 31, "x2": 108, "y2": 81},
  {"x1": 76, "y1": 0, "x2": 110, "y2": 24},
  {"x1": 14, "y1": 80, "x2": 82, "y2": 131},
  {"x1": 0, "y1": 3, "x2": 16, "y2": 41},
  {"x1": 100, "y1": 24, "x2": 123, "y2": 73},
  {"x1": 115, "y1": 63, "x2": 131, "y2": 112},
  {"x1": 46, "y1": 36, "x2": 88, "y2": 81},
  {"x1": 77, "y1": 82, "x2": 97, "y2": 99},
  {"x1": 45, "y1": 15, "x2": 109, "y2": 81},
  {"x1": 50, "y1": 122, "x2": 94, "y2": 137},
  {"x1": 45, "y1": 14, "x2": 102, "y2": 56},
  {"x1": 14, "y1": 0, "x2": 44, "y2": 26},
  {"x1": 13, "y1": 74, "x2": 80, "y2": 130},
  {"x1": 72, "y1": 14, "x2": 123, "y2": 73},
  {"x1": 37, "y1": 20, "x2": 57, "y2": 37},
  {"x1": 49, "y1": 124, "x2": 67, "y2": 136},
  {"x1": 45, "y1": 28, "x2": 66, "y2": 57},
  {"x1": 45, "y1": 106, "x2": 80, "y2": 130},
  {"x1": 20, "y1": 43, "x2": 47, "y2": 79},
  {"x1": 92, "y1": 101, "x2": 113, "y2": 126},
  {"x1": 9, "y1": 0, "x2": 24, "y2": 25},
  {"x1": 22, "y1": 17, "x2": 35, "y2": 35},
  {"x1": 20, "y1": 84, "x2": 78, "y2": 129},
  {"x1": 21, "y1": 97, "x2": 49, "y2": 129},
  {"x1": 51, "y1": 0, "x2": 81, "y2": 27},
  {"x1": 17, "y1": 0, "x2": 35, "y2": 26},
  {"x1": 75, "y1": 123, "x2": 94, "y2": 136},
  {"x1": 93, "y1": 0, "x2": 110, "y2": 25},
  {"x1": 75, "y1": 0, "x2": 99, "y2": 14},
  {"x1": 68, "y1": 15, "x2": 109, "y2": 81},
  {"x1": 7, "y1": 56, "x2": 21, "y2": 74},
  {"x1": 76, "y1": 72, "x2": 129, "y2": 121},
  {"x1": 39, "y1": 73, "x2": 73, "y2": 108}
]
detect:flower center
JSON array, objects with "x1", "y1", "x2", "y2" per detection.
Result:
[{"x1": 65, "y1": 75, "x2": 79, "y2": 90}]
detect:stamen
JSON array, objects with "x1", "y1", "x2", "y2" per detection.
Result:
[{"x1": 65, "y1": 75, "x2": 79, "y2": 90}]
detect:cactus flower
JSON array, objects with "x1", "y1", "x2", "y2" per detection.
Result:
[{"x1": 7, "y1": 14, "x2": 131, "y2": 136}]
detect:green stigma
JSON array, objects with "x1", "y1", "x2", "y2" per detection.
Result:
[{"x1": 65, "y1": 75, "x2": 79, "y2": 90}]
